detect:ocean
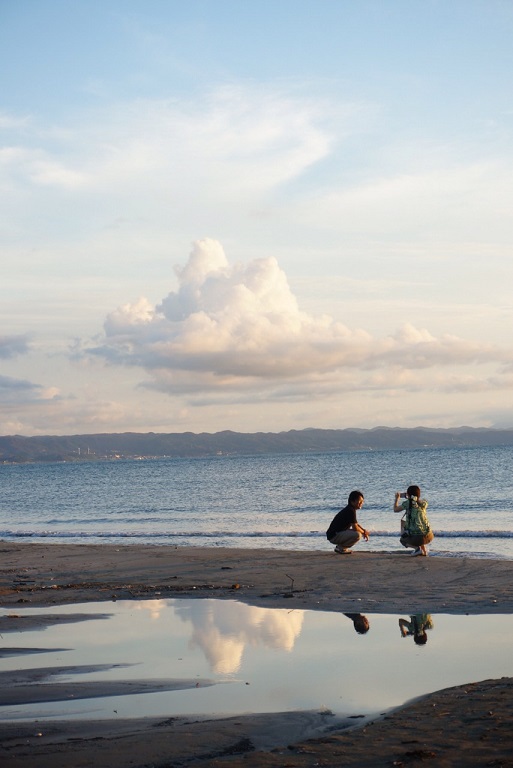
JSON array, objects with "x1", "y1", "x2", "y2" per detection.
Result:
[{"x1": 1, "y1": 445, "x2": 512, "y2": 559}]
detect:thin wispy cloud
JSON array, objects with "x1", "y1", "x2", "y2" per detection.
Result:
[
  {"x1": 0, "y1": 374, "x2": 41, "y2": 398},
  {"x1": 0, "y1": 335, "x2": 31, "y2": 359},
  {"x1": 2, "y1": 86, "x2": 339, "y2": 196}
]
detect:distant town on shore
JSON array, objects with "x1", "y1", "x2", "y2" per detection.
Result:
[{"x1": 1, "y1": 426, "x2": 513, "y2": 464}]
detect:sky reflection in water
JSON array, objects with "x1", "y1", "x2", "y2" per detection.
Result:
[{"x1": 1, "y1": 599, "x2": 512, "y2": 722}]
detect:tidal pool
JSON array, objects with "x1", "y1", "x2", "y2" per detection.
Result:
[{"x1": 1, "y1": 599, "x2": 512, "y2": 723}]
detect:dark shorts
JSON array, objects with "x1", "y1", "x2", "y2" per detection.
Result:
[{"x1": 400, "y1": 530, "x2": 434, "y2": 548}]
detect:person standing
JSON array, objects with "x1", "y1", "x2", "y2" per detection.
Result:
[
  {"x1": 394, "y1": 484, "x2": 434, "y2": 556},
  {"x1": 326, "y1": 490, "x2": 370, "y2": 554}
]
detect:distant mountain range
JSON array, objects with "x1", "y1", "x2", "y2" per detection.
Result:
[{"x1": 1, "y1": 426, "x2": 513, "y2": 463}]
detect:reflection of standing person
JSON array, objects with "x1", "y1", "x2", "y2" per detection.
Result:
[
  {"x1": 344, "y1": 613, "x2": 370, "y2": 634},
  {"x1": 399, "y1": 614, "x2": 433, "y2": 645},
  {"x1": 326, "y1": 490, "x2": 369, "y2": 554},
  {"x1": 394, "y1": 485, "x2": 434, "y2": 557}
]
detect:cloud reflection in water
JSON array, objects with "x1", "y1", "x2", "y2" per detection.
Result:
[{"x1": 174, "y1": 600, "x2": 304, "y2": 673}]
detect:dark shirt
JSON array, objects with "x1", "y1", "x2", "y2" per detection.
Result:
[{"x1": 326, "y1": 504, "x2": 357, "y2": 540}]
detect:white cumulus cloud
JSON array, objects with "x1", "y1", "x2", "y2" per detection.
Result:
[{"x1": 85, "y1": 239, "x2": 513, "y2": 408}]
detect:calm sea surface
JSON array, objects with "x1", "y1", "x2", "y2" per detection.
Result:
[{"x1": 1, "y1": 445, "x2": 512, "y2": 559}]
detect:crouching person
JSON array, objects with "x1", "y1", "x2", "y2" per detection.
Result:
[{"x1": 326, "y1": 490, "x2": 369, "y2": 555}]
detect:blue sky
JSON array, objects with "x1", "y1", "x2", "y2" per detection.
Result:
[{"x1": 1, "y1": 0, "x2": 513, "y2": 435}]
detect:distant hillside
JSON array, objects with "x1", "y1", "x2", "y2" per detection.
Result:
[{"x1": 1, "y1": 426, "x2": 513, "y2": 463}]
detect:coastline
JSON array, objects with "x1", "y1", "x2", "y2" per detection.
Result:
[
  {"x1": 1, "y1": 541, "x2": 513, "y2": 766},
  {"x1": 2, "y1": 540, "x2": 513, "y2": 613}
]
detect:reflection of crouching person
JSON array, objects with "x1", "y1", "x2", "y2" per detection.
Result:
[
  {"x1": 344, "y1": 613, "x2": 370, "y2": 634},
  {"x1": 326, "y1": 490, "x2": 369, "y2": 554},
  {"x1": 399, "y1": 614, "x2": 433, "y2": 645}
]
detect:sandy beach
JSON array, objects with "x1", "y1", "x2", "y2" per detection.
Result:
[{"x1": 1, "y1": 541, "x2": 513, "y2": 766}]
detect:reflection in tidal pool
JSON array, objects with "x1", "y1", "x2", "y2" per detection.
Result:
[{"x1": 1, "y1": 599, "x2": 512, "y2": 723}]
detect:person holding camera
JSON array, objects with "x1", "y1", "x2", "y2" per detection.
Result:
[{"x1": 394, "y1": 485, "x2": 434, "y2": 557}]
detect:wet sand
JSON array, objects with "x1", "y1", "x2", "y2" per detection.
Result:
[{"x1": 1, "y1": 541, "x2": 513, "y2": 766}]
